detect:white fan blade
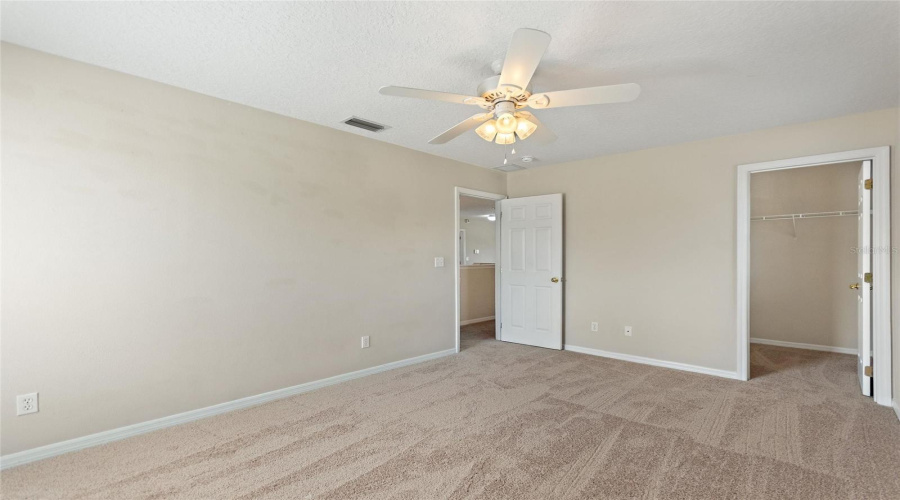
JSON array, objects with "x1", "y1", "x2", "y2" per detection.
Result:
[
  {"x1": 528, "y1": 83, "x2": 641, "y2": 109},
  {"x1": 498, "y1": 28, "x2": 551, "y2": 92},
  {"x1": 428, "y1": 113, "x2": 492, "y2": 144},
  {"x1": 379, "y1": 86, "x2": 488, "y2": 107},
  {"x1": 517, "y1": 111, "x2": 557, "y2": 144}
]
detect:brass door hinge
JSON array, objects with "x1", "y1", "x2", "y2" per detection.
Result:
[
  {"x1": 865, "y1": 179, "x2": 873, "y2": 190},
  {"x1": 864, "y1": 272, "x2": 872, "y2": 284},
  {"x1": 864, "y1": 365, "x2": 873, "y2": 377}
]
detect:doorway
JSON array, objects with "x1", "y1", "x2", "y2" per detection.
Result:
[
  {"x1": 736, "y1": 147, "x2": 892, "y2": 406},
  {"x1": 454, "y1": 188, "x2": 566, "y2": 353},
  {"x1": 458, "y1": 193, "x2": 500, "y2": 351},
  {"x1": 748, "y1": 162, "x2": 863, "y2": 392},
  {"x1": 455, "y1": 188, "x2": 505, "y2": 352}
]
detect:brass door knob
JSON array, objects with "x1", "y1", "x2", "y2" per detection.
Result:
[
  {"x1": 850, "y1": 283, "x2": 860, "y2": 290},
  {"x1": 551, "y1": 277, "x2": 560, "y2": 283}
]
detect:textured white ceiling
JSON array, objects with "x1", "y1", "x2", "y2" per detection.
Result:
[{"x1": 2, "y1": 2, "x2": 898, "y2": 169}]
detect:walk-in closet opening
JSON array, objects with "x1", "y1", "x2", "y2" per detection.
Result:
[{"x1": 749, "y1": 161, "x2": 870, "y2": 395}]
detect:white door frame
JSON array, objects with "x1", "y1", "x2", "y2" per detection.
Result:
[
  {"x1": 455, "y1": 187, "x2": 507, "y2": 353},
  {"x1": 458, "y1": 229, "x2": 467, "y2": 266},
  {"x1": 736, "y1": 147, "x2": 892, "y2": 406}
]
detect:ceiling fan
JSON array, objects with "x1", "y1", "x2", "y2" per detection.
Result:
[{"x1": 379, "y1": 28, "x2": 641, "y2": 146}]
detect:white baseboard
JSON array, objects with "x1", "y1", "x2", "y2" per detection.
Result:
[
  {"x1": 893, "y1": 400, "x2": 900, "y2": 422},
  {"x1": 0, "y1": 348, "x2": 456, "y2": 471},
  {"x1": 750, "y1": 338, "x2": 857, "y2": 355},
  {"x1": 460, "y1": 316, "x2": 495, "y2": 326},
  {"x1": 564, "y1": 345, "x2": 740, "y2": 380}
]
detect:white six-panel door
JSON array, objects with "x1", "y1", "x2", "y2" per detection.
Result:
[{"x1": 499, "y1": 194, "x2": 563, "y2": 349}]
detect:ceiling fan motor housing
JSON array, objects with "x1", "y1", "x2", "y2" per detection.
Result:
[
  {"x1": 477, "y1": 74, "x2": 532, "y2": 109},
  {"x1": 493, "y1": 100, "x2": 517, "y2": 119}
]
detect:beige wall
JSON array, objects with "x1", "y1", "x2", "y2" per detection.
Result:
[
  {"x1": 459, "y1": 266, "x2": 495, "y2": 323},
  {"x1": 750, "y1": 163, "x2": 860, "y2": 349},
  {"x1": 507, "y1": 108, "x2": 898, "y2": 377},
  {"x1": 460, "y1": 217, "x2": 496, "y2": 265},
  {"x1": 0, "y1": 44, "x2": 506, "y2": 455}
]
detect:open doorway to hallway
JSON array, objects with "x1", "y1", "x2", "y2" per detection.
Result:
[
  {"x1": 454, "y1": 188, "x2": 565, "y2": 353},
  {"x1": 458, "y1": 194, "x2": 499, "y2": 351}
]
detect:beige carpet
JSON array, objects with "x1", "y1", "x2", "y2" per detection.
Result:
[{"x1": 3, "y1": 322, "x2": 899, "y2": 499}]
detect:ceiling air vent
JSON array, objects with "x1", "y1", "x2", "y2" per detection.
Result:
[
  {"x1": 493, "y1": 163, "x2": 525, "y2": 172},
  {"x1": 342, "y1": 116, "x2": 389, "y2": 133}
]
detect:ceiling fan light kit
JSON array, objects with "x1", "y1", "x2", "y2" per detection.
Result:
[{"x1": 379, "y1": 28, "x2": 641, "y2": 147}]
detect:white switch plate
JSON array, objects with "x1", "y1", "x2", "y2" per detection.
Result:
[
  {"x1": 591, "y1": 322, "x2": 599, "y2": 332},
  {"x1": 361, "y1": 336, "x2": 370, "y2": 348},
  {"x1": 434, "y1": 257, "x2": 444, "y2": 268},
  {"x1": 17, "y1": 393, "x2": 38, "y2": 416},
  {"x1": 624, "y1": 326, "x2": 633, "y2": 337}
]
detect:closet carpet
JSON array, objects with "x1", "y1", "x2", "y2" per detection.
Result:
[{"x1": 3, "y1": 322, "x2": 899, "y2": 499}]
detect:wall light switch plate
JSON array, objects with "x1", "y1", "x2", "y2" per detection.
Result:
[
  {"x1": 17, "y1": 393, "x2": 38, "y2": 416},
  {"x1": 624, "y1": 326, "x2": 633, "y2": 337},
  {"x1": 434, "y1": 257, "x2": 444, "y2": 268},
  {"x1": 361, "y1": 336, "x2": 370, "y2": 348},
  {"x1": 591, "y1": 322, "x2": 599, "y2": 332}
]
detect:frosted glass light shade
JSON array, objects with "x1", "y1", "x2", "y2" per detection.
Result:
[
  {"x1": 495, "y1": 113, "x2": 518, "y2": 134},
  {"x1": 515, "y1": 117, "x2": 537, "y2": 140},
  {"x1": 495, "y1": 132, "x2": 516, "y2": 145},
  {"x1": 475, "y1": 120, "x2": 498, "y2": 142}
]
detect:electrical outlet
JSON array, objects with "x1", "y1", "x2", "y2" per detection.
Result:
[
  {"x1": 361, "y1": 336, "x2": 370, "y2": 349},
  {"x1": 624, "y1": 326, "x2": 633, "y2": 337},
  {"x1": 591, "y1": 322, "x2": 599, "y2": 332},
  {"x1": 434, "y1": 257, "x2": 444, "y2": 268},
  {"x1": 17, "y1": 393, "x2": 38, "y2": 416}
]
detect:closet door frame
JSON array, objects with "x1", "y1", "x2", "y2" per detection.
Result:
[{"x1": 736, "y1": 147, "x2": 892, "y2": 407}]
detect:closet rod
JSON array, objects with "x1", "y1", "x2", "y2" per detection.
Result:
[{"x1": 750, "y1": 210, "x2": 858, "y2": 221}]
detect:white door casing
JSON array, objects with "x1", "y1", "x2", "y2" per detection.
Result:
[
  {"x1": 458, "y1": 230, "x2": 467, "y2": 266},
  {"x1": 499, "y1": 194, "x2": 563, "y2": 349},
  {"x1": 736, "y1": 147, "x2": 891, "y2": 406},
  {"x1": 857, "y1": 160, "x2": 872, "y2": 396}
]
